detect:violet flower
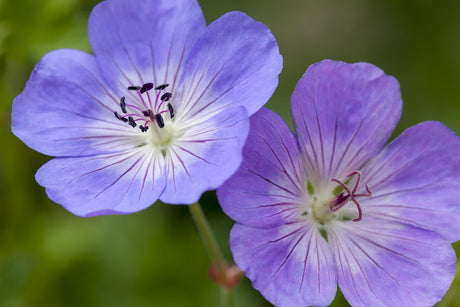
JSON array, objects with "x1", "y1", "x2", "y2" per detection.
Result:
[
  {"x1": 11, "y1": 0, "x2": 282, "y2": 216},
  {"x1": 218, "y1": 60, "x2": 460, "y2": 306}
]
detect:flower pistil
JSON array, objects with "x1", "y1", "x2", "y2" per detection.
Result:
[
  {"x1": 328, "y1": 171, "x2": 372, "y2": 222},
  {"x1": 308, "y1": 171, "x2": 372, "y2": 224}
]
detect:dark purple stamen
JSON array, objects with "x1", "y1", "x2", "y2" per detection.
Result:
[
  {"x1": 155, "y1": 84, "x2": 169, "y2": 90},
  {"x1": 167, "y1": 103, "x2": 174, "y2": 118},
  {"x1": 120, "y1": 96, "x2": 127, "y2": 113},
  {"x1": 114, "y1": 111, "x2": 128, "y2": 122},
  {"x1": 161, "y1": 92, "x2": 172, "y2": 102},
  {"x1": 140, "y1": 83, "x2": 154, "y2": 94},
  {"x1": 128, "y1": 116, "x2": 137, "y2": 128},
  {"x1": 139, "y1": 125, "x2": 149, "y2": 132},
  {"x1": 329, "y1": 171, "x2": 372, "y2": 222},
  {"x1": 154, "y1": 114, "x2": 164, "y2": 128},
  {"x1": 128, "y1": 85, "x2": 141, "y2": 91}
]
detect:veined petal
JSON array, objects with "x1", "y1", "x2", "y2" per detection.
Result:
[
  {"x1": 360, "y1": 121, "x2": 460, "y2": 242},
  {"x1": 174, "y1": 11, "x2": 282, "y2": 119},
  {"x1": 88, "y1": 0, "x2": 206, "y2": 94},
  {"x1": 291, "y1": 60, "x2": 401, "y2": 191},
  {"x1": 159, "y1": 106, "x2": 249, "y2": 204},
  {"x1": 328, "y1": 218, "x2": 456, "y2": 307},
  {"x1": 11, "y1": 49, "x2": 135, "y2": 157},
  {"x1": 36, "y1": 147, "x2": 166, "y2": 217},
  {"x1": 217, "y1": 108, "x2": 307, "y2": 228},
  {"x1": 231, "y1": 222, "x2": 336, "y2": 307}
]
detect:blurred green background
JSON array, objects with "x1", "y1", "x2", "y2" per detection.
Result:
[{"x1": 1, "y1": 0, "x2": 460, "y2": 306}]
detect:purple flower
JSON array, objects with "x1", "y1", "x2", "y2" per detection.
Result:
[
  {"x1": 11, "y1": 0, "x2": 282, "y2": 216},
  {"x1": 218, "y1": 60, "x2": 460, "y2": 306}
]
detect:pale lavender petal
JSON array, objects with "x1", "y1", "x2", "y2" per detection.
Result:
[
  {"x1": 88, "y1": 0, "x2": 206, "y2": 93},
  {"x1": 291, "y1": 60, "x2": 401, "y2": 190},
  {"x1": 159, "y1": 106, "x2": 249, "y2": 204},
  {"x1": 36, "y1": 148, "x2": 166, "y2": 217},
  {"x1": 217, "y1": 108, "x2": 307, "y2": 228},
  {"x1": 231, "y1": 221, "x2": 336, "y2": 307},
  {"x1": 328, "y1": 218, "x2": 456, "y2": 307},
  {"x1": 11, "y1": 49, "x2": 138, "y2": 157},
  {"x1": 174, "y1": 11, "x2": 282, "y2": 119},
  {"x1": 360, "y1": 121, "x2": 460, "y2": 242}
]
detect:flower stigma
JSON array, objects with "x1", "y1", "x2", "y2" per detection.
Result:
[{"x1": 305, "y1": 171, "x2": 372, "y2": 225}]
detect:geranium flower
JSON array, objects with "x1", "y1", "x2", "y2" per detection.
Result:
[
  {"x1": 11, "y1": 0, "x2": 282, "y2": 216},
  {"x1": 218, "y1": 60, "x2": 460, "y2": 306}
]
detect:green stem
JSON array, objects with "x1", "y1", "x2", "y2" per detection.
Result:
[
  {"x1": 220, "y1": 288, "x2": 234, "y2": 307},
  {"x1": 189, "y1": 202, "x2": 232, "y2": 305}
]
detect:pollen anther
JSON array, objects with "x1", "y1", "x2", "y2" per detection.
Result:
[
  {"x1": 128, "y1": 85, "x2": 141, "y2": 91},
  {"x1": 120, "y1": 96, "x2": 127, "y2": 113},
  {"x1": 140, "y1": 82, "x2": 154, "y2": 93},
  {"x1": 139, "y1": 125, "x2": 149, "y2": 132},
  {"x1": 167, "y1": 103, "x2": 174, "y2": 118},
  {"x1": 155, "y1": 83, "x2": 169, "y2": 90},
  {"x1": 161, "y1": 92, "x2": 172, "y2": 101},
  {"x1": 128, "y1": 116, "x2": 137, "y2": 128},
  {"x1": 114, "y1": 111, "x2": 128, "y2": 122},
  {"x1": 154, "y1": 114, "x2": 165, "y2": 128}
]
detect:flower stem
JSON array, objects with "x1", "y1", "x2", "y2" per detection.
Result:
[
  {"x1": 188, "y1": 202, "x2": 232, "y2": 305},
  {"x1": 220, "y1": 288, "x2": 234, "y2": 307},
  {"x1": 189, "y1": 202, "x2": 228, "y2": 280}
]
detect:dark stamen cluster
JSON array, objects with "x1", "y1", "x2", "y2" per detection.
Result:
[{"x1": 113, "y1": 82, "x2": 175, "y2": 133}]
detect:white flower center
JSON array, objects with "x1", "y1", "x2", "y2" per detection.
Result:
[
  {"x1": 311, "y1": 193, "x2": 335, "y2": 223},
  {"x1": 150, "y1": 119, "x2": 173, "y2": 146}
]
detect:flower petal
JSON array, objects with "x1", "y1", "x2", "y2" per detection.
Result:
[
  {"x1": 217, "y1": 108, "x2": 307, "y2": 228},
  {"x1": 11, "y1": 49, "x2": 135, "y2": 157},
  {"x1": 231, "y1": 222, "x2": 336, "y2": 307},
  {"x1": 88, "y1": 0, "x2": 206, "y2": 93},
  {"x1": 328, "y1": 218, "x2": 456, "y2": 307},
  {"x1": 174, "y1": 11, "x2": 282, "y2": 119},
  {"x1": 36, "y1": 148, "x2": 166, "y2": 216},
  {"x1": 360, "y1": 121, "x2": 460, "y2": 242},
  {"x1": 291, "y1": 60, "x2": 402, "y2": 190},
  {"x1": 159, "y1": 106, "x2": 249, "y2": 204}
]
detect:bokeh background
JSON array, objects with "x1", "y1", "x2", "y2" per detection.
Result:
[{"x1": 1, "y1": 0, "x2": 460, "y2": 306}]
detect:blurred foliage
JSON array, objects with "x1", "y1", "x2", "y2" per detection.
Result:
[{"x1": 1, "y1": 0, "x2": 460, "y2": 306}]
